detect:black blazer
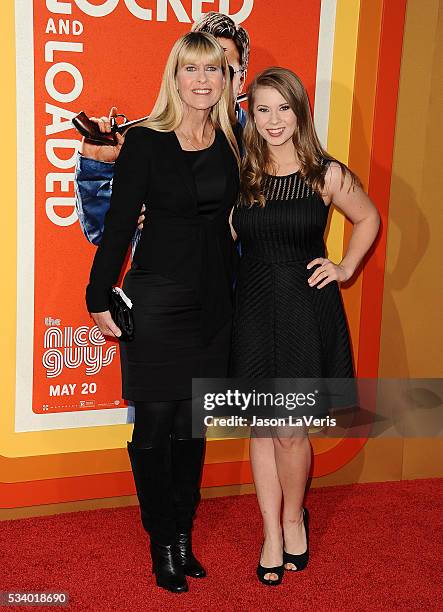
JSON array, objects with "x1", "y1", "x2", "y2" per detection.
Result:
[{"x1": 86, "y1": 125, "x2": 240, "y2": 343}]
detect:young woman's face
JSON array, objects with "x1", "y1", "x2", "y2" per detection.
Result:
[
  {"x1": 176, "y1": 56, "x2": 226, "y2": 112},
  {"x1": 252, "y1": 86, "x2": 298, "y2": 147}
]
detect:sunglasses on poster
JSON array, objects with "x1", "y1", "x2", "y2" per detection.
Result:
[{"x1": 228, "y1": 64, "x2": 246, "y2": 80}]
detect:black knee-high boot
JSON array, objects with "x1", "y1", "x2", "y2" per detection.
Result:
[
  {"x1": 171, "y1": 437, "x2": 206, "y2": 578},
  {"x1": 127, "y1": 441, "x2": 188, "y2": 592}
]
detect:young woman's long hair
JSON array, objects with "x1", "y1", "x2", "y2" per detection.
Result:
[
  {"x1": 241, "y1": 67, "x2": 360, "y2": 207},
  {"x1": 139, "y1": 31, "x2": 240, "y2": 166}
]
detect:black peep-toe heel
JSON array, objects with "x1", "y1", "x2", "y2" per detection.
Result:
[
  {"x1": 283, "y1": 507, "x2": 310, "y2": 572},
  {"x1": 256, "y1": 543, "x2": 284, "y2": 586}
]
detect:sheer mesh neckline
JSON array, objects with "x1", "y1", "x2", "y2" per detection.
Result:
[{"x1": 263, "y1": 172, "x2": 314, "y2": 201}]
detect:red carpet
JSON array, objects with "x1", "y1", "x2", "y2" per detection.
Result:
[{"x1": 1, "y1": 478, "x2": 442, "y2": 611}]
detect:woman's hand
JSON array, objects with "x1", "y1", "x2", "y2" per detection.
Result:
[
  {"x1": 229, "y1": 207, "x2": 237, "y2": 241},
  {"x1": 137, "y1": 204, "x2": 146, "y2": 230},
  {"x1": 307, "y1": 257, "x2": 352, "y2": 289},
  {"x1": 80, "y1": 106, "x2": 125, "y2": 163},
  {"x1": 91, "y1": 310, "x2": 122, "y2": 338}
]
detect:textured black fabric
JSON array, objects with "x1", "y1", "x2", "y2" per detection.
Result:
[
  {"x1": 119, "y1": 261, "x2": 231, "y2": 403},
  {"x1": 85, "y1": 126, "x2": 240, "y2": 346},
  {"x1": 230, "y1": 172, "x2": 354, "y2": 378},
  {"x1": 115, "y1": 134, "x2": 233, "y2": 401},
  {"x1": 182, "y1": 138, "x2": 226, "y2": 218}
]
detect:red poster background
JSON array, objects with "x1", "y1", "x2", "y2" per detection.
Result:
[{"x1": 31, "y1": 0, "x2": 321, "y2": 416}]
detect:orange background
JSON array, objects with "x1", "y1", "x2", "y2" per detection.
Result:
[{"x1": 1, "y1": 0, "x2": 442, "y2": 517}]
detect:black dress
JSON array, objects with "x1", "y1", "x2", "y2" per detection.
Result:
[
  {"x1": 120, "y1": 137, "x2": 232, "y2": 401},
  {"x1": 86, "y1": 126, "x2": 239, "y2": 337},
  {"x1": 230, "y1": 171, "x2": 354, "y2": 379}
]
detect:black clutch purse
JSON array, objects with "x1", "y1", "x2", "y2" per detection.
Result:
[{"x1": 109, "y1": 287, "x2": 135, "y2": 342}]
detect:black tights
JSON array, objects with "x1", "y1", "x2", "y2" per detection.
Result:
[{"x1": 131, "y1": 399, "x2": 194, "y2": 448}]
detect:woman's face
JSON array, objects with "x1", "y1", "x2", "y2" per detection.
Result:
[
  {"x1": 252, "y1": 86, "x2": 298, "y2": 147},
  {"x1": 176, "y1": 56, "x2": 226, "y2": 112}
]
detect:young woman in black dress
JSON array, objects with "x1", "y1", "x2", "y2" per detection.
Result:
[
  {"x1": 230, "y1": 67, "x2": 380, "y2": 585},
  {"x1": 86, "y1": 32, "x2": 240, "y2": 593}
]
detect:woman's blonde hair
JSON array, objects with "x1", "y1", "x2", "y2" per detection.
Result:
[
  {"x1": 140, "y1": 31, "x2": 240, "y2": 166},
  {"x1": 241, "y1": 67, "x2": 360, "y2": 206}
]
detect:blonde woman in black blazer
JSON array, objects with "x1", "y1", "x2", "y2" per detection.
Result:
[{"x1": 87, "y1": 32, "x2": 240, "y2": 593}]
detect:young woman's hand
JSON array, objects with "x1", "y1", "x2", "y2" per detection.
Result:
[
  {"x1": 91, "y1": 310, "x2": 122, "y2": 338},
  {"x1": 80, "y1": 106, "x2": 125, "y2": 163},
  {"x1": 307, "y1": 257, "x2": 352, "y2": 289}
]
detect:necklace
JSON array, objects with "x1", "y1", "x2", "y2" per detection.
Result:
[{"x1": 178, "y1": 124, "x2": 214, "y2": 151}]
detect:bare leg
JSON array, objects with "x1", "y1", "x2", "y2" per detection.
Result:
[
  {"x1": 273, "y1": 429, "x2": 311, "y2": 570},
  {"x1": 250, "y1": 431, "x2": 283, "y2": 581}
]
